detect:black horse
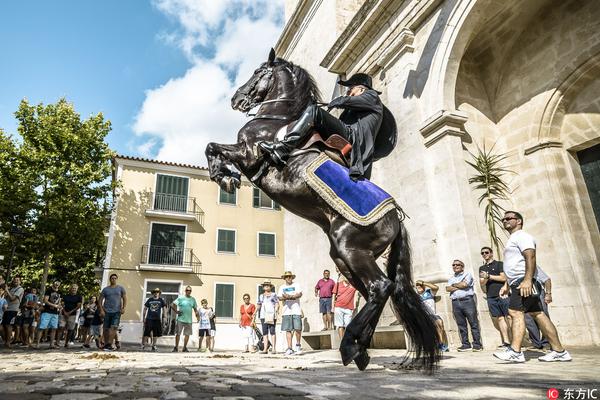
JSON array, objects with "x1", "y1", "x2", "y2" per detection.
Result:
[{"x1": 206, "y1": 49, "x2": 440, "y2": 371}]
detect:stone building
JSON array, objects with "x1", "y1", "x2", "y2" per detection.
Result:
[{"x1": 276, "y1": 0, "x2": 600, "y2": 346}]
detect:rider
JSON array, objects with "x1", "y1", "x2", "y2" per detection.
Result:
[{"x1": 258, "y1": 73, "x2": 396, "y2": 180}]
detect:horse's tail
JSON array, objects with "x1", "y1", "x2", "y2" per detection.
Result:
[{"x1": 386, "y1": 220, "x2": 440, "y2": 372}]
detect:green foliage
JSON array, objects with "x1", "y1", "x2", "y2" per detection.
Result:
[
  {"x1": 466, "y1": 144, "x2": 514, "y2": 257},
  {"x1": 0, "y1": 98, "x2": 114, "y2": 297}
]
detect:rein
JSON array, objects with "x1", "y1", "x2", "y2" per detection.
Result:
[{"x1": 248, "y1": 98, "x2": 295, "y2": 121}]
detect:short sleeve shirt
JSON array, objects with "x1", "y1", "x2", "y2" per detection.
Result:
[
  {"x1": 315, "y1": 278, "x2": 336, "y2": 298},
  {"x1": 144, "y1": 297, "x2": 166, "y2": 320},
  {"x1": 240, "y1": 303, "x2": 256, "y2": 327},
  {"x1": 447, "y1": 271, "x2": 475, "y2": 300},
  {"x1": 198, "y1": 307, "x2": 212, "y2": 330},
  {"x1": 333, "y1": 282, "x2": 356, "y2": 310},
  {"x1": 479, "y1": 260, "x2": 505, "y2": 298},
  {"x1": 278, "y1": 283, "x2": 302, "y2": 316},
  {"x1": 43, "y1": 288, "x2": 61, "y2": 314},
  {"x1": 420, "y1": 288, "x2": 436, "y2": 314},
  {"x1": 503, "y1": 230, "x2": 536, "y2": 285},
  {"x1": 257, "y1": 293, "x2": 278, "y2": 319},
  {"x1": 0, "y1": 297, "x2": 7, "y2": 319},
  {"x1": 174, "y1": 296, "x2": 197, "y2": 324},
  {"x1": 101, "y1": 285, "x2": 126, "y2": 313},
  {"x1": 63, "y1": 294, "x2": 83, "y2": 313},
  {"x1": 6, "y1": 286, "x2": 24, "y2": 312}
]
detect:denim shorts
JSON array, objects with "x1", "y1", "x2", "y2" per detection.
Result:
[
  {"x1": 319, "y1": 297, "x2": 333, "y2": 313},
  {"x1": 281, "y1": 315, "x2": 302, "y2": 332},
  {"x1": 103, "y1": 312, "x2": 121, "y2": 329},
  {"x1": 39, "y1": 313, "x2": 59, "y2": 330}
]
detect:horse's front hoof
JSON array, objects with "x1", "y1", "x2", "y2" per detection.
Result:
[
  {"x1": 340, "y1": 343, "x2": 360, "y2": 366},
  {"x1": 220, "y1": 176, "x2": 240, "y2": 193},
  {"x1": 354, "y1": 350, "x2": 370, "y2": 371}
]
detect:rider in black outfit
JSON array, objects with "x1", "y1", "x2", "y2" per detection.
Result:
[{"x1": 258, "y1": 73, "x2": 395, "y2": 180}]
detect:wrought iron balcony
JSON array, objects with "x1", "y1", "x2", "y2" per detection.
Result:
[
  {"x1": 145, "y1": 193, "x2": 205, "y2": 227},
  {"x1": 140, "y1": 245, "x2": 202, "y2": 274}
]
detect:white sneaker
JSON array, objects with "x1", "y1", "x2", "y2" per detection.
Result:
[
  {"x1": 294, "y1": 347, "x2": 302, "y2": 355},
  {"x1": 493, "y1": 347, "x2": 525, "y2": 363},
  {"x1": 284, "y1": 348, "x2": 294, "y2": 356},
  {"x1": 140, "y1": 344, "x2": 146, "y2": 350},
  {"x1": 538, "y1": 350, "x2": 572, "y2": 362}
]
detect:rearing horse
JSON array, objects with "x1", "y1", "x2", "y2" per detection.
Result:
[{"x1": 206, "y1": 49, "x2": 440, "y2": 371}]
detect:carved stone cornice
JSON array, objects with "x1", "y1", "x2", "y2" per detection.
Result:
[
  {"x1": 524, "y1": 141, "x2": 563, "y2": 155},
  {"x1": 275, "y1": 0, "x2": 323, "y2": 59},
  {"x1": 320, "y1": 0, "x2": 441, "y2": 74},
  {"x1": 419, "y1": 110, "x2": 469, "y2": 147}
]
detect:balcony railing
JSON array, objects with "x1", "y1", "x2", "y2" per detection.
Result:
[
  {"x1": 148, "y1": 193, "x2": 205, "y2": 226},
  {"x1": 141, "y1": 245, "x2": 202, "y2": 273}
]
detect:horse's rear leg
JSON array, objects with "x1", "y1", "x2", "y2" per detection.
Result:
[{"x1": 335, "y1": 248, "x2": 393, "y2": 370}]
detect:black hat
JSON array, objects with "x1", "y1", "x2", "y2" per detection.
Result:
[{"x1": 338, "y1": 73, "x2": 381, "y2": 94}]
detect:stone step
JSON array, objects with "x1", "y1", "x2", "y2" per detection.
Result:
[{"x1": 301, "y1": 325, "x2": 406, "y2": 350}]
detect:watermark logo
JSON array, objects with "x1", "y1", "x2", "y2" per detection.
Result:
[{"x1": 548, "y1": 388, "x2": 560, "y2": 400}]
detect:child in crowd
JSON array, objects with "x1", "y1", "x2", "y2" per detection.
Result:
[{"x1": 197, "y1": 299, "x2": 214, "y2": 353}]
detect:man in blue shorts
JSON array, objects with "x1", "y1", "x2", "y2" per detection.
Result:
[
  {"x1": 99, "y1": 274, "x2": 127, "y2": 351},
  {"x1": 34, "y1": 281, "x2": 61, "y2": 349}
]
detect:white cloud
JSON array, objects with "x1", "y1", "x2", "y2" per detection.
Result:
[{"x1": 133, "y1": 0, "x2": 284, "y2": 166}]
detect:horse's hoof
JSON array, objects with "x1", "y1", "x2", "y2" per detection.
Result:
[
  {"x1": 220, "y1": 176, "x2": 240, "y2": 193},
  {"x1": 354, "y1": 350, "x2": 370, "y2": 371},
  {"x1": 340, "y1": 344, "x2": 361, "y2": 366}
]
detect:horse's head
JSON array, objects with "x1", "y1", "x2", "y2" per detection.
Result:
[{"x1": 231, "y1": 48, "x2": 278, "y2": 113}]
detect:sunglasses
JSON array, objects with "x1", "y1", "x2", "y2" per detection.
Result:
[
  {"x1": 502, "y1": 217, "x2": 517, "y2": 222},
  {"x1": 185, "y1": 289, "x2": 192, "y2": 292},
  {"x1": 243, "y1": 297, "x2": 250, "y2": 300},
  {"x1": 481, "y1": 251, "x2": 490, "y2": 255},
  {"x1": 452, "y1": 263, "x2": 463, "y2": 267}
]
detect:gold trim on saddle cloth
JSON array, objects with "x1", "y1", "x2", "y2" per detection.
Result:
[{"x1": 302, "y1": 153, "x2": 397, "y2": 226}]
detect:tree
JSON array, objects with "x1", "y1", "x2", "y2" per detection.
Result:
[
  {"x1": 466, "y1": 144, "x2": 514, "y2": 257},
  {"x1": 4, "y1": 98, "x2": 115, "y2": 296}
]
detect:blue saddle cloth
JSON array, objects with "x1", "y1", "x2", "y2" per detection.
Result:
[{"x1": 303, "y1": 154, "x2": 397, "y2": 225}]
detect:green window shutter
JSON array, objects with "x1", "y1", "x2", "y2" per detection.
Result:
[
  {"x1": 155, "y1": 175, "x2": 189, "y2": 212},
  {"x1": 217, "y1": 229, "x2": 236, "y2": 253},
  {"x1": 253, "y1": 187, "x2": 260, "y2": 208},
  {"x1": 215, "y1": 284, "x2": 234, "y2": 318},
  {"x1": 258, "y1": 233, "x2": 275, "y2": 256},
  {"x1": 149, "y1": 224, "x2": 186, "y2": 265}
]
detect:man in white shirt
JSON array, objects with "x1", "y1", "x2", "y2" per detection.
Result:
[
  {"x1": 278, "y1": 271, "x2": 303, "y2": 355},
  {"x1": 493, "y1": 211, "x2": 571, "y2": 363}
]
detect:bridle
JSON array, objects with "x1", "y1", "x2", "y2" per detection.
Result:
[{"x1": 239, "y1": 64, "x2": 297, "y2": 121}]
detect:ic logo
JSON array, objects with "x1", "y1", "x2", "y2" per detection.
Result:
[{"x1": 547, "y1": 388, "x2": 559, "y2": 400}]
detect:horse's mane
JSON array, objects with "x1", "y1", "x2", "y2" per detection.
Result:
[{"x1": 275, "y1": 58, "x2": 322, "y2": 118}]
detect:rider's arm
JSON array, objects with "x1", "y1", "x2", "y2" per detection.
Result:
[{"x1": 328, "y1": 90, "x2": 382, "y2": 112}]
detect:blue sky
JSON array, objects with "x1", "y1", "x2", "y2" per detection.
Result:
[{"x1": 0, "y1": 1, "x2": 284, "y2": 165}]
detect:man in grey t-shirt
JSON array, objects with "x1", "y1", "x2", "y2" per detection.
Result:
[
  {"x1": 1, "y1": 276, "x2": 24, "y2": 348},
  {"x1": 99, "y1": 273, "x2": 127, "y2": 351}
]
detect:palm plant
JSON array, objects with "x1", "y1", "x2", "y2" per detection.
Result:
[{"x1": 466, "y1": 144, "x2": 514, "y2": 257}]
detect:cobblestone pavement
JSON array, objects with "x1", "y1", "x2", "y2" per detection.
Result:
[{"x1": 0, "y1": 345, "x2": 598, "y2": 399}]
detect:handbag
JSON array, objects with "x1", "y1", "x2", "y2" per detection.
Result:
[{"x1": 264, "y1": 311, "x2": 275, "y2": 324}]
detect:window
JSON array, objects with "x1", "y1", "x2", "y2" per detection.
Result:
[
  {"x1": 257, "y1": 232, "x2": 276, "y2": 256},
  {"x1": 143, "y1": 281, "x2": 181, "y2": 336},
  {"x1": 219, "y1": 187, "x2": 237, "y2": 205},
  {"x1": 149, "y1": 223, "x2": 186, "y2": 265},
  {"x1": 253, "y1": 187, "x2": 280, "y2": 210},
  {"x1": 217, "y1": 229, "x2": 236, "y2": 253},
  {"x1": 215, "y1": 283, "x2": 234, "y2": 318},
  {"x1": 155, "y1": 174, "x2": 189, "y2": 212},
  {"x1": 578, "y1": 143, "x2": 600, "y2": 230}
]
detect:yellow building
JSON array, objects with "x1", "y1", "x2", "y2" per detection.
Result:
[{"x1": 103, "y1": 155, "x2": 284, "y2": 349}]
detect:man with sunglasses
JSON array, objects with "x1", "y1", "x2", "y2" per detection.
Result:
[
  {"x1": 446, "y1": 260, "x2": 483, "y2": 351},
  {"x1": 493, "y1": 211, "x2": 571, "y2": 363},
  {"x1": 478, "y1": 247, "x2": 511, "y2": 348}
]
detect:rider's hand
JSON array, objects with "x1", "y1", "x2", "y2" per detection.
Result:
[{"x1": 328, "y1": 96, "x2": 344, "y2": 109}]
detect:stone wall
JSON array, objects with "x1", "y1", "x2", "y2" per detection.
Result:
[{"x1": 278, "y1": 0, "x2": 600, "y2": 346}]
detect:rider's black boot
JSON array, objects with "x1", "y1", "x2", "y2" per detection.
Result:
[{"x1": 258, "y1": 105, "x2": 316, "y2": 165}]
